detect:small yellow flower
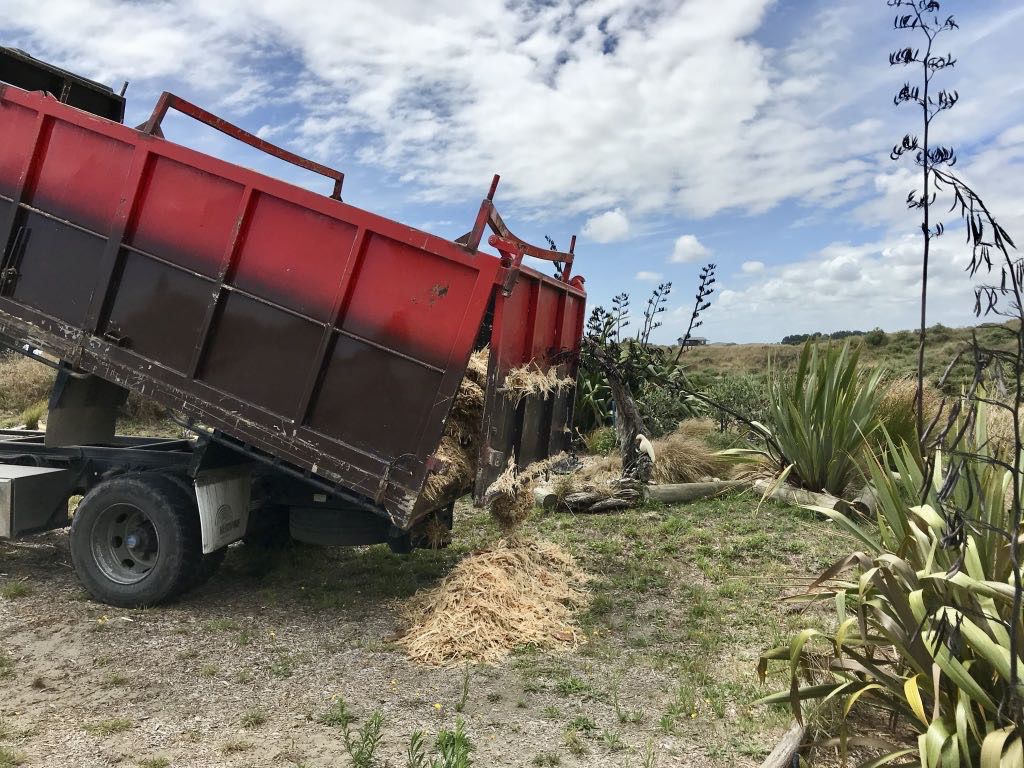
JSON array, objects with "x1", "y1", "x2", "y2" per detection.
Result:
[
  {"x1": 390, "y1": 679, "x2": 398, "y2": 686},
  {"x1": 433, "y1": 703, "x2": 442, "y2": 711}
]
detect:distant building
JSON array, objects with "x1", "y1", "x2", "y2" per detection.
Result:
[{"x1": 678, "y1": 336, "x2": 708, "y2": 347}]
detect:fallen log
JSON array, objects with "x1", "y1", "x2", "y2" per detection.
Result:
[
  {"x1": 752, "y1": 478, "x2": 844, "y2": 511},
  {"x1": 647, "y1": 480, "x2": 746, "y2": 504},
  {"x1": 759, "y1": 720, "x2": 805, "y2": 768}
]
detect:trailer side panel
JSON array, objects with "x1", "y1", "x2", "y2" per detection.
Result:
[{"x1": 0, "y1": 86, "x2": 505, "y2": 527}]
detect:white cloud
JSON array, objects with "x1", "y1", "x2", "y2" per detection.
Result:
[
  {"x1": 741, "y1": 260, "x2": 764, "y2": 273},
  {"x1": 0, "y1": 0, "x2": 899, "y2": 219},
  {"x1": 669, "y1": 235, "x2": 710, "y2": 264},
  {"x1": 635, "y1": 270, "x2": 663, "y2": 282},
  {"x1": 581, "y1": 208, "x2": 630, "y2": 243}
]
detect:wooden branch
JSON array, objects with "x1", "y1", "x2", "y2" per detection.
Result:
[
  {"x1": 759, "y1": 721, "x2": 805, "y2": 768},
  {"x1": 647, "y1": 481, "x2": 746, "y2": 504},
  {"x1": 752, "y1": 479, "x2": 844, "y2": 511}
]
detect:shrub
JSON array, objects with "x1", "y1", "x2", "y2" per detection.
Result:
[
  {"x1": 19, "y1": 400, "x2": 46, "y2": 430},
  {"x1": 765, "y1": 341, "x2": 884, "y2": 495},
  {"x1": 863, "y1": 327, "x2": 887, "y2": 347},
  {"x1": 760, "y1": 400, "x2": 1023, "y2": 765},
  {"x1": 0, "y1": 354, "x2": 54, "y2": 413},
  {"x1": 584, "y1": 427, "x2": 618, "y2": 456},
  {"x1": 635, "y1": 382, "x2": 697, "y2": 437},
  {"x1": 702, "y1": 373, "x2": 772, "y2": 432}
]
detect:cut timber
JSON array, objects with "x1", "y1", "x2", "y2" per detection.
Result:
[
  {"x1": 647, "y1": 480, "x2": 746, "y2": 504},
  {"x1": 849, "y1": 485, "x2": 879, "y2": 517},
  {"x1": 759, "y1": 721, "x2": 805, "y2": 768},
  {"x1": 534, "y1": 486, "x2": 557, "y2": 510},
  {"x1": 752, "y1": 478, "x2": 843, "y2": 511}
]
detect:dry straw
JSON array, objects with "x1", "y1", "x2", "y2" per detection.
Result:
[
  {"x1": 501, "y1": 363, "x2": 575, "y2": 407},
  {"x1": 396, "y1": 538, "x2": 589, "y2": 665},
  {"x1": 424, "y1": 349, "x2": 489, "y2": 502}
]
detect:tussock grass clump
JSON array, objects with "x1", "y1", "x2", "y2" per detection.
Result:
[
  {"x1": 574, "y1": 424, "x2": 729, "y2": 487},
  {"x1": 0, "y1": 355, "x2": 54, "y2": 414},
  {"x1": 649, "y1": 430, "x2": 731, "y2": 484},
  {"x1": 397, "y1": 538, "x2": 588, "y2": 665},
  {"x1": 18, "y1": 400, "x2": 46, "y2": 430},
  {"x1": 874, "y1": 376, "x2": 940, "y2": 456}
]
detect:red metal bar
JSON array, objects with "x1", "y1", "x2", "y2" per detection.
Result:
[
  {"x1": 140, "y1": 92, "x2": 345, "y2": 200},
  {"x1": 459, "y1": 174, "x2": 575, "y2": 287}
]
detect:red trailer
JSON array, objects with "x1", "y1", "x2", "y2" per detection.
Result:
[{"x1": 0, "y1": 52, "x2": 586, "y2": 607}]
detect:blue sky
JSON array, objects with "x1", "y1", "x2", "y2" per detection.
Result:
[{"x1": 3, "y1": 0, "x2": 1022, "y2": 343}]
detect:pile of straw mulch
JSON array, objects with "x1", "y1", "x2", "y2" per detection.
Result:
[
  {"x1": 424, "y1": 349, "x2": 489, "y2": 502},
  {"x1": 501, "y1": 363, "x2": 575, "y2": 407},
  {"x1": 395, "y1": 538, "x2": 589, "y2": 665}
]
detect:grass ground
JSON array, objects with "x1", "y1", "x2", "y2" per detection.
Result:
[
  {"x1": 680, "y1": 321, "x2": 1015, "y2": 390},
  {"x1": 0, "y1": 493, "x2": 855, "y2": 767}
]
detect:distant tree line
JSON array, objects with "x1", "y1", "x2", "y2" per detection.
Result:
[{"x1": 780, "y1": 330, "x2": 866, "y2": 345}]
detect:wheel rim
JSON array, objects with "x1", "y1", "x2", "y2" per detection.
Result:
[{"x1": 90, "y1": 502, "x2": 160, "y2": 585}]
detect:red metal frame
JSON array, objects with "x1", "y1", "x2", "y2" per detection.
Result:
[
  {"x1": 459, "y1": 175, "x2": 577, "y2": 293},
  {"x1": 140, "y1": 92, "x2": 345, "y2": 200}
]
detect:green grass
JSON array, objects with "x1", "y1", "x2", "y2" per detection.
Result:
[
  {"x1": 137, "y1": 758, "x2": 170, "y2": 768},
  {"x1": 0, "y1": 747, "x2": 24, "y2": 768},
  {"x1": 520, "y1": 491, "x2": 851, "y2": 762},
  {"x1": 83, "y1": 718, "x2": 133, "y2": 736},
  {"x1": 0, "y1": 582, "x2": 30, "y2": 600},
  {"x1": 240, "y1": 709, "x2": 267, "y2": 729},
  {"x1": 319, "y1": 697, "x2": 356, "y2": 728}
]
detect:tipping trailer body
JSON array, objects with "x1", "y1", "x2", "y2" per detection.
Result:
[{"x1": 0, "y1": 82, "x2": 587, "y2": 532}]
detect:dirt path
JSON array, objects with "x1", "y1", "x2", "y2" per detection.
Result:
[{"x1": 0, "y1": 497, "x2": 842, "y2": 767}]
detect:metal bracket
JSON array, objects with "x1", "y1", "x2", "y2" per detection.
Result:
[{"x1": 458, "y1": 175, "x2": 577, "y2": 285}]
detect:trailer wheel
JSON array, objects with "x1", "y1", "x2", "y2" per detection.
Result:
[
  {"x1": 139, "y1": 472, "x2": 226, "y2": 593},
  {"x1": 70, "y1": 474, "x2": 202, "y2": 608}
]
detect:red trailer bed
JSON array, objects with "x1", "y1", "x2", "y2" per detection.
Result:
[{"x1": 0, "y1": 84, "x2": 586, "y2": 529}]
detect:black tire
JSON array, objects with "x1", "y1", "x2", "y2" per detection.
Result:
[
  {"x1": 243, "y1": 505, "x2": 292, "y2": 550},
  {"x1": 139, "y1": 472, "x2": 225, "y2": 593},
  {"x1": 69, "y1": 474, "x2": 203, "y2": 608}
]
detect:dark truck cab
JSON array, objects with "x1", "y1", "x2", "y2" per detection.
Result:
[{"x1": 0, "y1": 52, "x2": 586, "y2": 607}]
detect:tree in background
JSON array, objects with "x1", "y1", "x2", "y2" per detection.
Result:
[
  {"x1": 580, "y1": 266, "x2": 715, "y2": 473},
  {"x1": 888, "y1": 0, "x2": 977, "y2": 435}
]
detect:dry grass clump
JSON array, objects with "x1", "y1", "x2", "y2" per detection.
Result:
[
  {"x1": 566, "y1": 427, "x2": 730, "y2": 493},
  {"x1": 396, "y1": 538, "x2": 588, "y2": 665},
  {"x1": 987, "y1": 403, "x2": 1022, "y2": 460},
  {"x1": 673, "y1": 418, "x2": 717, "y2": 441},
  {"x1": 424, "y1": 349, "x2": 489, "y2": 502},
  {"x1": 501, "y1": 363, "x2": 574, "y2": 407},
  {"x1": 876, "y1": 377, "x2": 941, "y2": 438},
  {"x1": 0, "y1": 354, "x2": 55, "y2": 414},
  {"x1": 650, "y1": 429, "x2": 731, "y2": 484}
]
